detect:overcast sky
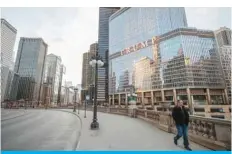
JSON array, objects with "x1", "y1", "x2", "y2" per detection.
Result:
[{"x1": 1, "y1": 7, "x2": 231, "y2": 86}]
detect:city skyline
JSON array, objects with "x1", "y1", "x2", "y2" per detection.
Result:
[{"x1": 1, "y1": 7, "x2": 231, "y2": 85}]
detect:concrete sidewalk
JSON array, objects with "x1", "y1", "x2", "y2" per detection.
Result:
[{"x1": 62, "y1": 109, "x2": 210, "y2": 151}]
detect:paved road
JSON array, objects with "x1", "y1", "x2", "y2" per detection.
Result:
[
  {"x1": 1, "y1": 109, "x2": 27, "y2": 121},
  {"x1": 1, "y1": 109, "x2": 81, "y2": 150},
  {"x1": 61, "y1": 109, "x2": 210, "y2": 151}
]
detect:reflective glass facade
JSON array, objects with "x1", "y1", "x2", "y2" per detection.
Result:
[
  {"x1": 15, "y1": 38, "x2": 47, "y2": 101},
  {"x1": 109, "y1": 27, "x2": 225, "y2": 94},
  {"x1": 109, "y1": 7, "x2": 188, "y2": 94},
  {"x1": 44, "y1": 54, "x2": 62, "y2": 103},
  {"x1": 97, "y1": 7, "x2": 120, "y2": 101},
  {"x1": 109, "y1": 7, "x2": 187, "y2": 55}
]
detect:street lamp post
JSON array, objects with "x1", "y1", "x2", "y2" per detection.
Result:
[
  {"x1": 84, "y1": 100, "x2": 87, "y2": 118},
  {"x1": 89, "y1": 51, "x2": 104, "y2": 130},
  {"x1": 73, "y1": 87, "x2": 78, "y2": 112},
  {"x1": 78, "y1": 100, "x2": 80, "y2": 114}
]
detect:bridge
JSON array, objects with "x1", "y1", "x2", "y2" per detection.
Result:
[{"x1": 1, "y1": 107, "x2": 231, "y2": 151}]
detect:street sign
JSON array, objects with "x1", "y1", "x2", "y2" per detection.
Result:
[{"x1": 86, "y1": 95, "x2": 90, "y2": 100}]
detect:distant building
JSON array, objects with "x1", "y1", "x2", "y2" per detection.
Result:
[
  {"x1": 14, "y1": 37, "x2": 48, "y2": 103},
  {"x1": 215, "y1": 27, "x2": 231, "y2": 47},
  {"x1": 41, "y1": 83, "x2": 52, "y2": 106},
  {"x1": 57, "y1": 64, "x2": 66, "y2": 104},
  {"x1": 44, "y1": 53, "x2": 62, "y2": 104},
  {"x1": 118, "y1": 70, "x2": 130, "y2": 92},
  {"x1": 81, "y1": 42, "x2": 97, "y2": 90},
  {"x1": 65, "y1": 81, "x2": 72, "y2": 87},
  {"x1": 215, "y1": 27, "x2": 232, "y2": 103},
  {"x1": 1, "y1": 19, "x2": 17, "y2": 101}
]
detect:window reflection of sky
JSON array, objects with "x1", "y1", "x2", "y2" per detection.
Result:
[
  {"x1": 109, "y1": 8, "x2": 187, "y2": 55},
  {"x1": 159, "y1": 36, "x2": 182, "y2": 63}
]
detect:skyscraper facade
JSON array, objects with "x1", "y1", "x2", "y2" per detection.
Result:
[
  {"x1": 109, "y1": 7, "x2": 230, "y2": 119},
  {"x1": 44, "y1": 53, "x2": 62, "y2": 104},
  {"x1": 57, "y1": 64, "x2": 66, "y2": 104},
  {"x1": 81, "y1": 43, "x2": 97, "y2": 90},
  {"x1": 215, "y1": 27, "x2": 232, "y2": 103},
  {"x1": 109, "y1": 7, "x2": 188, "y2": 94},
  {"x1": 15, "y1": 37, "x2": 48, "y2": 103},
  {"x1": 82, "y1": 52, "x2": 92, "y2": 90},
  {"x1": 97, "y1": 7, "x2": 120, "y2": 103},
  {"x1": 1, "y1": 19, "x2": 17, "y2": 101}
]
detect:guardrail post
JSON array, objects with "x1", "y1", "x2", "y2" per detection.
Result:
[{"x1": 144, "y1": 110, "x2": 147, "y2": 118}]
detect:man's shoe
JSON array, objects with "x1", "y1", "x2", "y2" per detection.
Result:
[
  {"x1": 185, "y1": 146, "x2": 192, "y2": 151},
  {"x1": 174, "y1": 138, "x2": 177, "y2": 145}
]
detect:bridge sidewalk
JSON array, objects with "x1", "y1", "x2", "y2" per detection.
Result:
[{"x1": 71, "y1": 110, "x2": 210, "y2": 151}]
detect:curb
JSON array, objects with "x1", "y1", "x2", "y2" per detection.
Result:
[{"x1": 50, "y1": 109, "x2": 82, "y2": 151}]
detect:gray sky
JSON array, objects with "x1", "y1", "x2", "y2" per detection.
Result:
[{"x1": 1, "y1": 7, "x2": 231, "y2": 85}]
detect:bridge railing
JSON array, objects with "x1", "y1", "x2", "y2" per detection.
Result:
[{"x1": 90, "y1": 106, "x2": 231, "y2": 151}]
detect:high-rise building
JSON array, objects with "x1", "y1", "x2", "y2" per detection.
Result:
[
  {"x1": 82, "y1": 52, "x2": 92, "y2": 90},
  {"x1": 81, "y1": 43, "x2": 97, "y2": 90},
  {"x1": 215, "y1": 27, "x2": 231, "y2": 47},
  {"x1": 118, "y1": 70, "x2": 130, "y2": 92},
  {"x1": 215, "y1": 27, "x2": 232, "y2": 103},
  {"x1": 108, "y1": 7, "x2": 230, "y2": 119},
  {"x1": 43, "y1": 53, "x2": 62, "y2": 104},
  {"x1": 1, "y1": 19, "x2": 17, "y2": 101},
  {"x1": 89, "y1": 42, "x2": 98, "y2": 85},
  {"x1": 97, "y1": 7, "x2": 120, "y2": 103},
  {"x1": 57, "y1": 64, "x2": 66, "y2": 104},
  {"x1": 15, "y1": 37, "x2": 48, "y2": 103},
  {"x1": 109, "y1": 7, "x2": 188, "y2": 95}
]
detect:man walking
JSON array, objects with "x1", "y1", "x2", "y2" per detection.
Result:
[{"x1": 172, "y1": 100, "x2": 192, "y2": 151}]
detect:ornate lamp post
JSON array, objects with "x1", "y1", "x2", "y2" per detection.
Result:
[{"x1": 89, "y1": 51, "x2": 104, "y2": 130}]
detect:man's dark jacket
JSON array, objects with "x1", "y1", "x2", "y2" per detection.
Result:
[{"x1": 172, "y1": 106, "x2": 189, "y2": 125}]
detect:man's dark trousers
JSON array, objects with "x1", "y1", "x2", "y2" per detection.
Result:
[{"x1": 175, "y1": 124, "x2": 189, "y2": 147}]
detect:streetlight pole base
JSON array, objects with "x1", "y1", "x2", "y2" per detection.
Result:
[{"x1": 90, "y1": 121, "x2": 99, "y2": 130}]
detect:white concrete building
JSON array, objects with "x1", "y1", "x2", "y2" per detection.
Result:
[{"x1": 1, "y1": 18, "x2": 17, "y2": 101}]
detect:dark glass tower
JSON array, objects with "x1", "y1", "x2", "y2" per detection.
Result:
[{"x1": 97, "y1": 7, "x2": 120, "y2": 103}]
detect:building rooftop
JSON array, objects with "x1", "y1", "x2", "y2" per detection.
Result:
[
  {"x1": 20, "y1": 37, "x2": 48, "y2": 47},
  {"x1": 1, "y1": 18, "x2": 17, "y2": 33}
]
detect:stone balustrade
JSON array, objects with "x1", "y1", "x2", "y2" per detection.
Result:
[{"x1": 65, "y1": 105, "x2": 231, "y2": 150}]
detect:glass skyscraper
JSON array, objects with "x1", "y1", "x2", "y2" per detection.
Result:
[
  {"x1": 97, "y1": 7, "x2": 120, "y2": 103},
  {"x1": 109, "y1": 7, "x2": 188, "y2": 94},
  {"x1": 44, "y1": 54, "x2": 62, "y2": 104},
  {"x1": 15, "y1": 37, "x2": 48, "y2": 103},
  {"x1": 109, "y1": 8, "x2": 230, "y2": 119}
]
